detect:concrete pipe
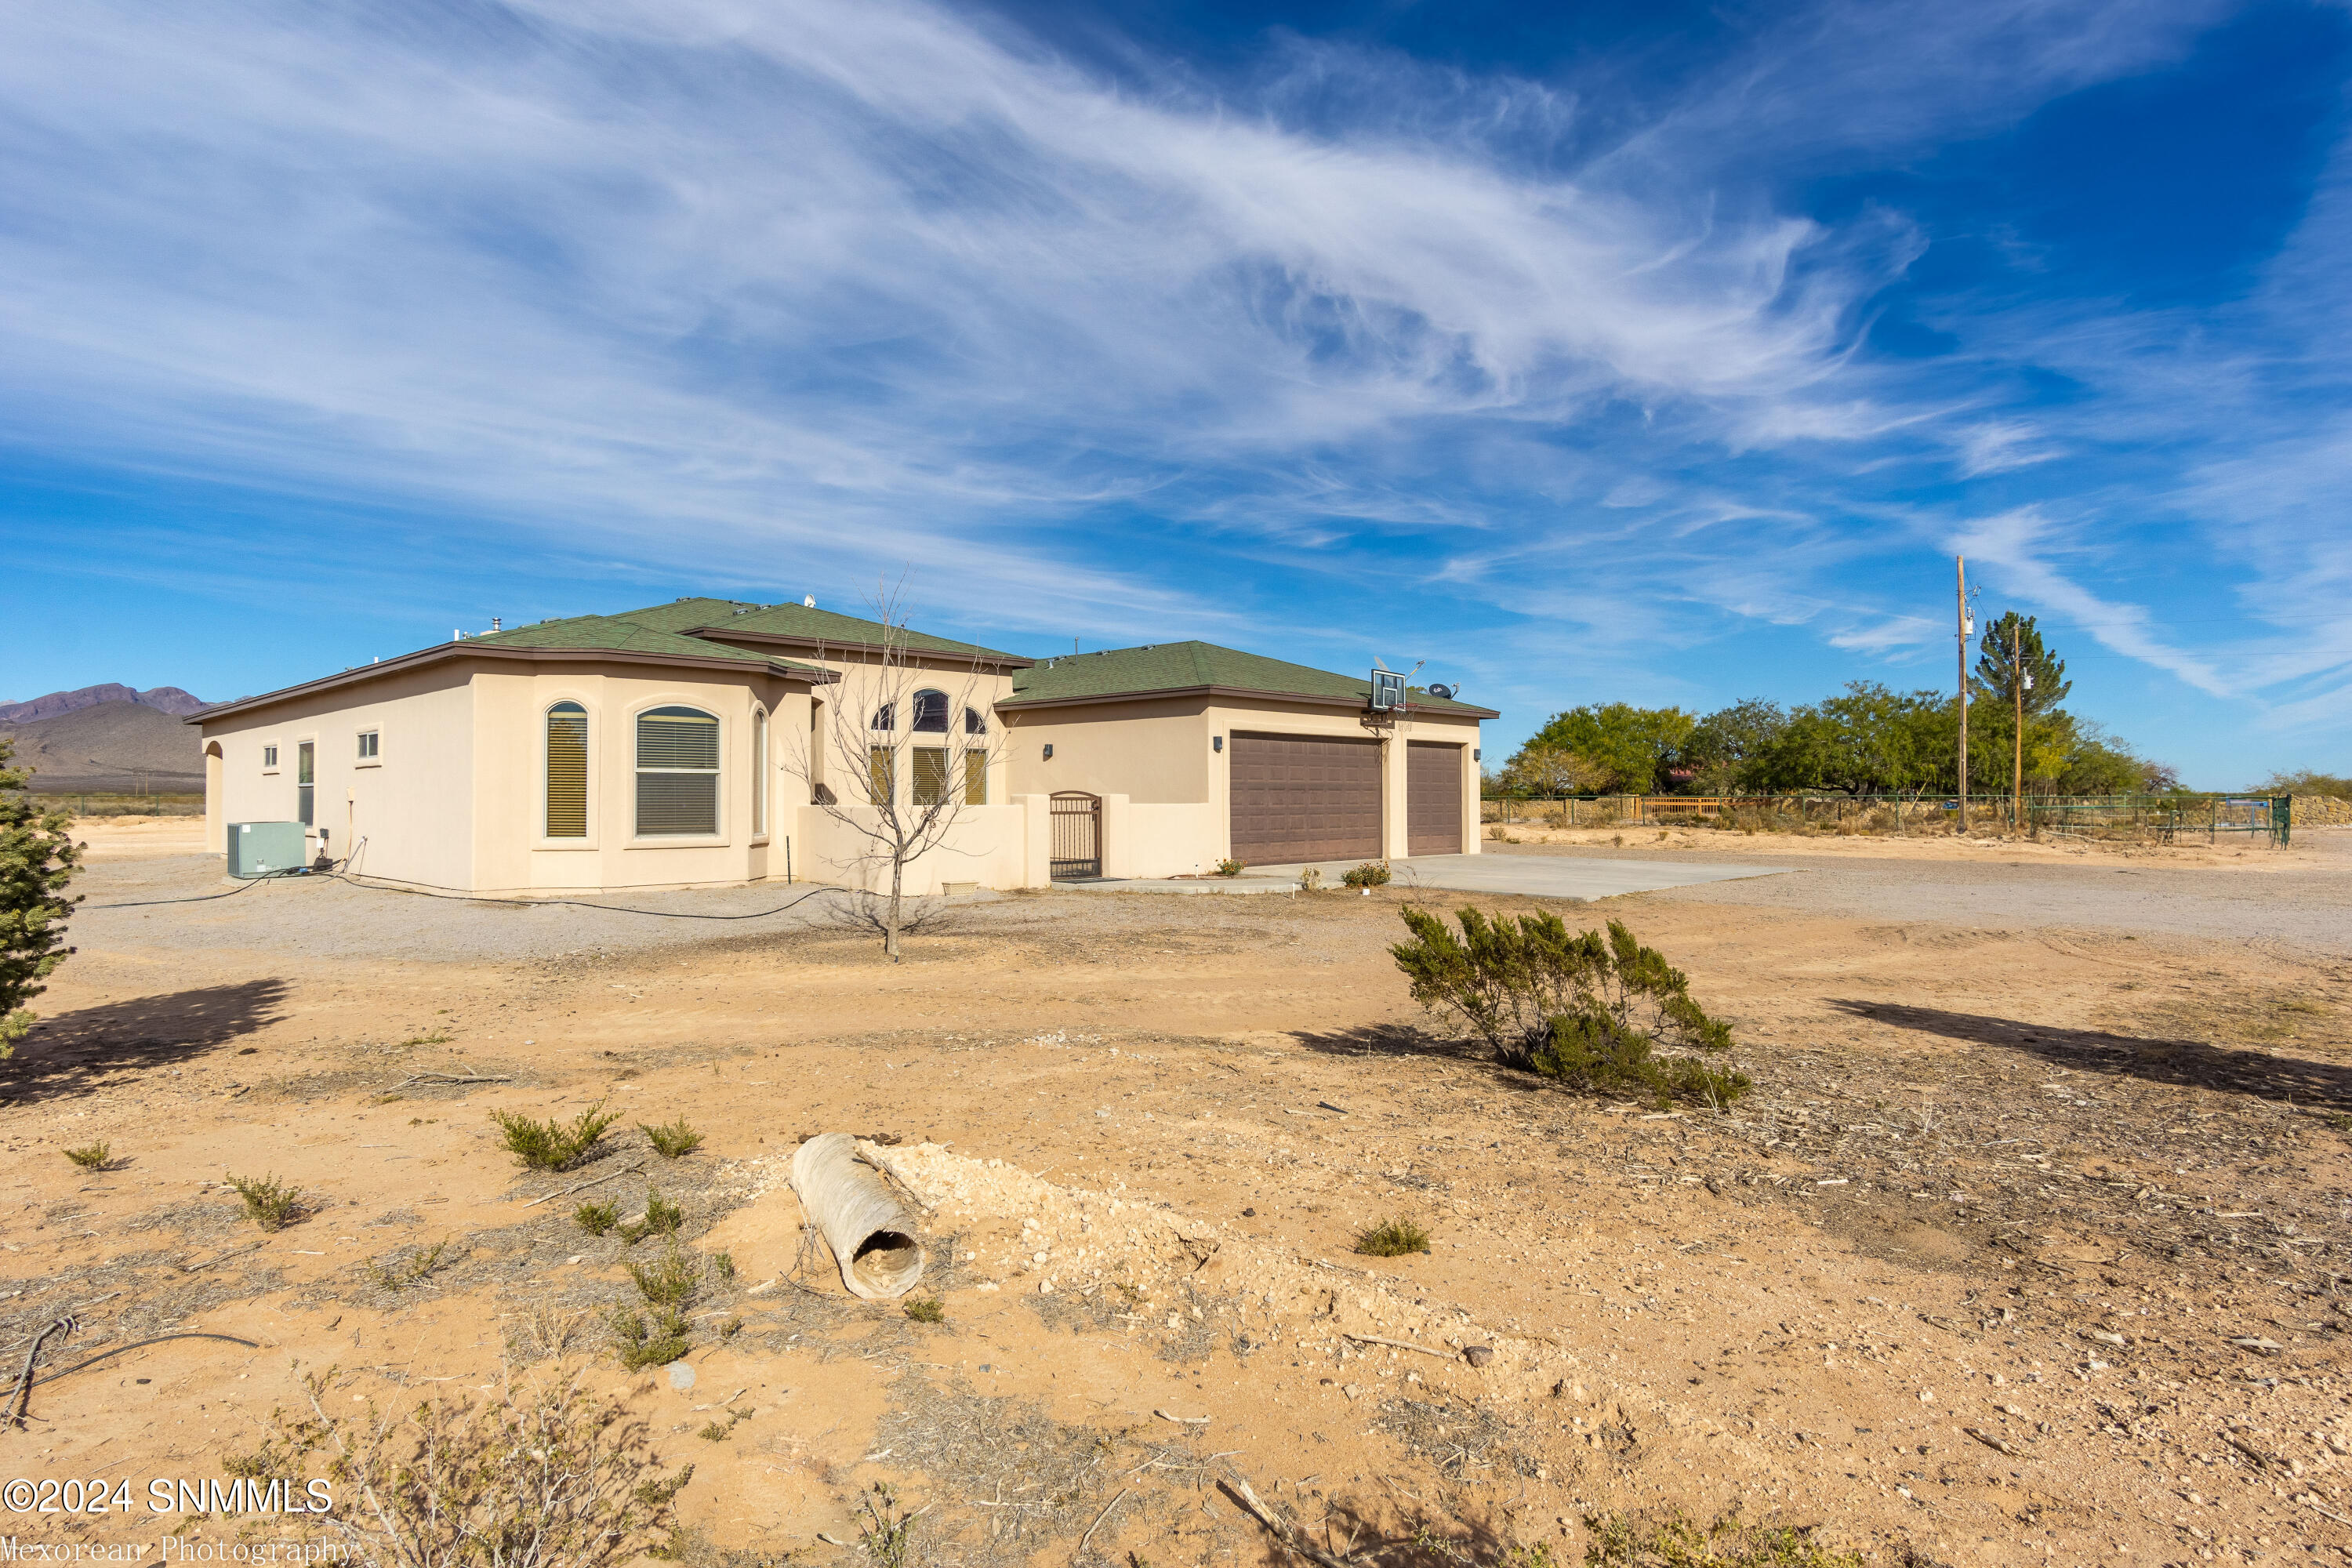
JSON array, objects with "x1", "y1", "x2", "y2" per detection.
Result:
[{"x1": 789, "y1": 1134, "x2": 927, "y2": 1299}]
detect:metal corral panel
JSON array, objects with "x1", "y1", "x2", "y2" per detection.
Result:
[
  {"x1": 1229, "y1": 731, "x2": 1381, "y2": 864},
  {"x1": 227, "y1": 821, "x2": 307, "y2": 879}
]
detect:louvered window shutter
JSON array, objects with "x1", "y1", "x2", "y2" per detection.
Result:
[
  {"x1": 636, "y1": 707, "x2": 719, "y2": 835},
  {"x1": 546, "y1": 705, "x2": 588, "y2": 837}
]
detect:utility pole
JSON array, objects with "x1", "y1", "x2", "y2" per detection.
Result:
[
  {"x1": 2012, "y1": 632, "x2": 2026, "y2": 835},
  {"x1": 1955, "y1": 557, "x2": 1970, "y2": 836}
]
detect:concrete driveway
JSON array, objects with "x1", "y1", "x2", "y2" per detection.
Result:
[
  {"x1": 1062, "y1": 851, "x2": 1788, "y2": 899},
  {"x1": 1268, "y1": 851, "x2": 1788, "y2": 900}
]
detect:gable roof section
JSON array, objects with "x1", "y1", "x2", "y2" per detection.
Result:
[
  {"x1": 1000, "y1": 641, "x2": 1495, "y2": 717},
  {"x1": 189, "y1": 613, "x2": 829, "y2": 725},
  {"x1": 617, "y1": 597, "x2": 1028, "y2": 664}
]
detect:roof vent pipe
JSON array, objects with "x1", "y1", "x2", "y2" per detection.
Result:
[
  {"x1": 492, "y1": 616, "x2": 502, "y2": 632},
  {"x1": 804, "y1": 595, "x2": 816, "y2": 608}
]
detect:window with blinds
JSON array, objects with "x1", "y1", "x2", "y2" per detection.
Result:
[
  {"x1": 913, "y1": 746, "x2": 949, "y2": 806},
  {"x1": 868, "y1": 745, "x2": 894, "y2": 806},
  {"x1": 637, "y1": 706, "x2": 719, "y2": 836},
  {"x1": 964, "y1": 750, "x2": 987, "y2": 805},
  {"x1": 546, "y1": 703, "x2": 588, "y2": 837}
]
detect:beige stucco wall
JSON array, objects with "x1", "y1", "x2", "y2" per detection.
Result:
[
  {"x1": 196, "y1": 664, "x2": 479, "y2": 891},
  {"x1": 1002, "y1": 693, "x2": 1484, "y2": 877},
  {"x1": 464, "y1": 663, "x2": 814, "y2": 895},
  {"x1": 198, "y1": 651, "x2": 1047, "y2": 895}
]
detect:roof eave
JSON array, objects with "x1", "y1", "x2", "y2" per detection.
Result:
[
  {"x1": 186, "y1": 644, "x2": 833, "y2": 725},
  {"x1": 995, "y1": 683, "x2": 1495, "y2": 719}
]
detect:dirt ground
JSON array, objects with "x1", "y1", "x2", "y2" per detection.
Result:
[{"x1": 6, "y1": 818, "x2": 2352, "y2": 1567}]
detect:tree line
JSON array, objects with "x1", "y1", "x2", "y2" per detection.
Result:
[{"x1": 1495, "y1": 613, "x2": 2180, "y2": 799}]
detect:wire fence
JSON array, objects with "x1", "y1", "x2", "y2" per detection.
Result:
[{"x1": 1480, "y1": 792, "x2": 2296, "y2": 844}]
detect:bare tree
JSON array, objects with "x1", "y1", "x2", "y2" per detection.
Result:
[{"x1": 785, "y1": 581, "x2": 1011, "y2": 961}]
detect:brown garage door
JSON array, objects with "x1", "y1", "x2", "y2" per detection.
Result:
[
  {"x1": 1229, "y1": 731, "x2": 1381, "y2": 864},
  {"x1": 1407, "y1": 740, "x2": 1465, "y2": 855}
]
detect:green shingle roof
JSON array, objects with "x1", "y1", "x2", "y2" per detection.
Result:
[
  {"x1": 615, "y1": 597, "x2": 1025, "y2": 662},
  {"x1": 1003, "y1": 641, "x2": 1493, "y2": 715},
  {"x1": 472, "y1": 613, "x2": 825, "y2": 672}
]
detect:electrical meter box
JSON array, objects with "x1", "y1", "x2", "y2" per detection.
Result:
[{"x1": 227, "y1": 821, "x2": 307, "y2": 878}]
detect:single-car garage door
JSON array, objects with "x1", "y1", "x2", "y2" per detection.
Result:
[
  {"x1": 1229, "y1": 731, "x2": 1381, "y2": 864},
  {"x1": 1406, "y1": 740, "x2": 1465, "y2": 855}
]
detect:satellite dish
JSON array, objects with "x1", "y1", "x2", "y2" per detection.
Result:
[{"x1": 1427, "y1": 683, "x2": 1454, "y2": 701}]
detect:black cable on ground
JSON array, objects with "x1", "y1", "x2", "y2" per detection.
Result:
[
  {"x1": 323, "y1": 871, "x2": 848, "y2": 920},
  {"x1": 93, "y1": 864, "x2": 848, "y2": 920},
  {"x1": 28, "y1": 1332, "x2": 263, "y2": 1389},
  {"x1": 86, "y1": 867, "x2": 314, "y2": 910}
]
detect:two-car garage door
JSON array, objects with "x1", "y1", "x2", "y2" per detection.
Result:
[{"x1": 1227, "y1": 732, "x2": 1465, "y2": 863}]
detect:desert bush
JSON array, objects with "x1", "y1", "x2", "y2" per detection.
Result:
[
  {"x1": 495, "y1": 1102, "x2": 620, "y2": 1171},
  {"x1": 1353, "y1": 1217, "x2": 1431, "y2": 1257},
  {"x1": 640, "y1": 1117, "x2": 704, "y2": 1160},
  {"x1": 627, "y1": 1243, "x2": 702, "y2": 1308},
  {"x1": 1297, "y1": 867, "x2": 1323, "y2": 892},
  {"x1": 64, "y1": 1142, "x2": 111, "y2": 1171},
  {"x1": 227, "y1": 1172, "x2": 304, "y2": 1231},
  {"x1": 613, "y1": 1308, "x2": 691, "y2": 1370},
  {"x1": 1390, "y1": 910, "x2": 1748, "y2": 1109},
  {"x1": 575, "y1": 1200, "x2": 619, "y2": 1236},
  {"x1": 365, "y1": 1239, "x2": 451, "y2": 1293},
  {"x1": 1214, "y1": 858, "x2": 1245, "y2": 877},
  {"x1": 247, "y1": 1363, "x2": 692, "y2": 1567},
  {"x1": 902, "y1": 1297, "x2": 946, "y2": 1323},
  {"x1": 618, "y1": 1189, "x2": 684, "y2": 1245},
  {"x1": 1584, "y1": 1508, "x2": 1860, "y2": 1566},
  {"x1": 856, "y1": 1483, "x2": 919, "y2": 1568},
  {"x1": 1343, "y1": 862, "x2": 1392, "y2": 888}
]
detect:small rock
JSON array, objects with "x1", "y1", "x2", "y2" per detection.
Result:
[
  {"x1": 1038, "y1": 1279, "x2": 1054, "y2": 1294},
  {"x1": 1242, "y1": 1207, "x2": 1256, "y2": 1218},
  {"x1": 1464, "y1": 1345, "x2": 1495, "y2": 1368},
  {"x1": 2084, "y1": 1329, "x2": 2127, "y2": 1348},
  {"x1": 668, "y1": 1362, "x2": 696, "y2": 1392},
  {"x1": 1343, "y1": 1383, "x2": 1364, "y2": 1400}
]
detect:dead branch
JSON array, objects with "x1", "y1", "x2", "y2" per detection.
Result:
[{"x1": 518, "y1": 1161, "x2": 648, "y2": 1209}]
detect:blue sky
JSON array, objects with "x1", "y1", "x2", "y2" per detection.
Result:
[{"x1": 4, "y1": 0, "x2": 2349, "y2": 786}]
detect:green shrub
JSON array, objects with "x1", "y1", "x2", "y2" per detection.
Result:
[
  {"x1": 1390, "y1": 910, "x2": 1747, "y2": 1109},
  {"x1": 640, "y1": 1118, "x2": 704, "y2": 1160},
  {"x1": 0, "y1": 739, "x2": 82, "y2": 1059},
  {"x1": 1342, "y1": 862, "x2": 1392, "y2": 888},
  {"x1": 494, "y1": 1101, "x2": 620, "y2": 1171},
  {"x1": 627, "y1": 1243, "x2": 702, "y2": 1308},
  {"x1": 227, "y1": 1172, "x2": 303, "y2": 1231},
  {"x1": 1214, "y1": 858, "x2": 1245, "y2": 877},
  {"x1": 64, "y1": 1142, "x2": 111, "y2": 1171},
  {"x1": 1353, "y1": 1217, "x2": 1430, "y2": 1257},
  {"x1": 613, "y1": 1307, "x2": 691, "y2": 1370},
  {"x1": 575, "y1": 1200, "x2": 620, "y2": 1236},
  {"x1": 618, "y1": 1189, "x2": 684, "y2": 1245},
  {"x1": 1584, "y1": 1509, "x2": 1860, "y2": 1566},
  {"x1": 902, "y1": 1298, "x2": 945, "y2": 1323}
]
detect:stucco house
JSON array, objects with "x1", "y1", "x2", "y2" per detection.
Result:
[{"x1": 188, "y1": 597, "x2": 1492, "y2": 895}]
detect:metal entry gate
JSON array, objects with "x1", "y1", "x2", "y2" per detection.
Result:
[{"x1": 1051, "y1": 791, "x2": 1102, "y2": 880}]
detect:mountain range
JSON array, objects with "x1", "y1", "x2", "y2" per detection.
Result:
[{"x1": 0, "y1": 684, "x2": 210, "y2": 794}]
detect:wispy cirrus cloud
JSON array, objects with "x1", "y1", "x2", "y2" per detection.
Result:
[{"x1": 1, "y1": 0, "x2": 2346, "y2": 781}]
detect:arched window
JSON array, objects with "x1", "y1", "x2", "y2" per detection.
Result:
[
  {"x1": 870, "y1": 702, "x2": 894, "y2": 731},
  {"x1": 545, "y1": 702, "x2": 588, "y2": 838},
  {"x1": 636, "y1": 706, "x2": 719, "y2": 836},
  {"x1": 964, "y1": 706, "x2": 987, "y2": 735},
  {"x1": 751, "y1": 707, "x2": 768, "y2": 837},
  {"x1": 911, "y1": 689, "x2": 949, "y2": 733}
]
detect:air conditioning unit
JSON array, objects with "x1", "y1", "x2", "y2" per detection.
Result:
[{"x1": 227, "y1": 821, "x2": 307, "y2": 878}]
